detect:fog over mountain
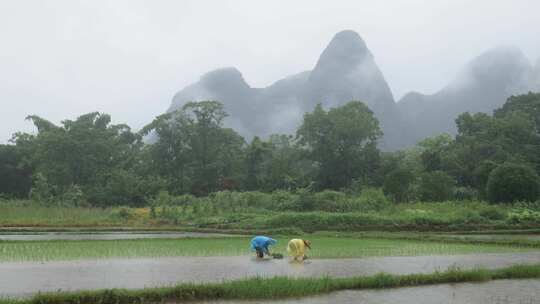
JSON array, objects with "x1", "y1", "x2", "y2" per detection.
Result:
[
  {"x1": 398, "y1": 46, "x2": 538, "y2": 143},
  {"x1": 535, "y1": 58, "x2": 540, "y2": 90},
  {"x1": 170, "y1": 30, "x2": 406, "y2": 149},
  {"x1": 168, "y1": 30, "x2": 538, "y2": 150}
]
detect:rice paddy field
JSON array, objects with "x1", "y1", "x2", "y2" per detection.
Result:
[
  {"x1": 1, "y1": 201, "x2": 539, "y2": 301},
  {"x1": 1, "y1": 231, "x2": 540, "y2": 303},
  {"x1": 0, "y1": 235, "x2": 536, "y2": 262}
]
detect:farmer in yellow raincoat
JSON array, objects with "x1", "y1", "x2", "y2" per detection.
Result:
[{"x1": 287, "y1": 238, "x2": 311, "y2": 261}]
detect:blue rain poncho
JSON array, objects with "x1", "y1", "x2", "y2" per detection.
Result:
[{"x1": 250, "y1": 236, "x2": 277, "y2": 254}]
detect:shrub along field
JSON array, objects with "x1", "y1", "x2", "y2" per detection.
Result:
[
  {"x1": 0, "y1": 235, "x2": 535, "y2": 262},
  {"x1": 1, "y1": 191, "x2": 539, "y2": 232}
]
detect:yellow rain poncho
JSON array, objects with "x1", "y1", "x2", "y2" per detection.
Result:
[{"x1": 287, "y1": 239, "x2": 309, "y2": 260}]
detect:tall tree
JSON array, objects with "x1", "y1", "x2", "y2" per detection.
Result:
[
  {"x1": 297, "y1": 101, "x2": 382, "y2": 189},
  {"x1": 495, "y1": 92, "x2": 540, "y2": 130},
  {"x1": 14, "y1": 112, "x2": 142, "y2": 205},
  {"x1": 244, "y1": 136, "x2": 271, "y2": 190},
  {"x1": 142, "y1": 101, "x2": 245, "y2": 195},
  {"x1": 0, "y1": 144, "x2": 32, "y2": 198}
]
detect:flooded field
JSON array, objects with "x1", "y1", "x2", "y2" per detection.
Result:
[
  {"x1": 0, "y1": 231, "x2": 238, "y2": 241},
  {"x1": 1, "y1": 252, "x2": 539, "y2": 298},
  {"x1": 199, "y1": 279, "x2": 540, "y2": 304}
]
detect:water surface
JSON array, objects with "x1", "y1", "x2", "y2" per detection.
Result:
[
  {"x1": 1, "y1": 252, "x2": 539, "y2": 298},
  {"x1": 199, "y1": 279, "x2": 540, "y2": 304}
]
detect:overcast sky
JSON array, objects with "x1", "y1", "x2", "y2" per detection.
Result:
[{"x1": 1, "y1": 0, "x2": 539, "y2": 142}]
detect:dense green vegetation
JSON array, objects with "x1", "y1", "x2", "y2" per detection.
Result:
[
  {"x1": 1, "y1": 264, "x2": 539, "y2": 304},
  {"x1": 486, "y1": 163, "x2": 540, "y2": 203},
  {"x1": 2, "y1": 197, "x2": 540, "y2": 231},
  {"x1": 1, "y1": 236, "x2": 532, "y2": 262},
  {"x1": 1, "y1": 93, "x2": 539, "y2": 210},
  {"x1": 0, "y1": 200, "x2": 122, "y2": 227}
]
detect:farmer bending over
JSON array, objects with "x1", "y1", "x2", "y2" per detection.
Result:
[
  {"x1": 250, "y1": 235, "x2": 277, "y2": 258},
  {"x1": 287, "y1": 238, "x2": 311, "y2": 261}
]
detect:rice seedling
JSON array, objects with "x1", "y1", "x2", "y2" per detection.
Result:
[{"x1": 0, "y1": 236, "x2": 533, "y2": 262}]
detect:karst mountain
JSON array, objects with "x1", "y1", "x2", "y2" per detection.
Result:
[{"x1": 167, "y1": 30, "x2": 539, "y2": 149}]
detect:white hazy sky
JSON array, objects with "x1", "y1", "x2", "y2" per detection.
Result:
[{"x1": 1, "y1": 0, "x2": 539, "y2": 142}]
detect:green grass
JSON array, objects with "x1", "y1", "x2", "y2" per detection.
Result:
[
  {"x1": 0, "y1": 236, "x2": 534, "y2": 262},
  {"x1": 313, "y1": 231, "x2": 540, "y2": 249},
  {"x1": 1, "y1": 264, "x2": 539, "y2": 304},
  {"x1": 2, "y1": 198, "x2": 539, "y2": 232},
  {"x1": 0, "y1": 201, "x2": 123, "y2": 227}
]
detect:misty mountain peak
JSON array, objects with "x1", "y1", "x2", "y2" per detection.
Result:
[
  {"x1": 453, "y1": 45, "x2": 532, "y2": 90},
  {"x1": 200, "y1": 67, "x2": 250, "y2": 91},
  {"x1": 307, "y1": 29, "x2": 394, "y2": 112},
  {"x1": 168, "y1": 30, "x2": 404, "y2": 149},
  {"x1": 314, "y1": 30, "x2": 370, "y2": 72},
  {"x1": 167, "y1": 31, "x2": 540, "y2": 151},
  {"x1": 170, "y1": 67, "x2": 251, "y2": 113},
  {"x1": 303, "y1": 30, "x2": 401, "y2": 148},
  {"x1": 535, "y1": 58, "x2": 540, "y2": 89},
  {"x1": 470, "y1": 45, "x2": 529, "y2": 70},
  {"x1": 399, "y1": 44, "x2": 538, "y2": 144}
]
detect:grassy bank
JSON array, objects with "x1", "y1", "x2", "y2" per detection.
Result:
[
  {"x1": 312, "y1": 231, "x2": 540, "y2": 249},
  {"x1": 1, "y1": 264, "x2": 539, "y2": 304},
  {"x1": 1, "y1": 198, "x2": 539, "y2": 232},
  {"x1": 0, "y1": 201, "x2": 128, "y2": 227},
  {"x1": 0, "y1": 236, "x2": 534, "y2": 262}
]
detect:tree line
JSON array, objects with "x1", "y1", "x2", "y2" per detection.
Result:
[{"x1": 1, "y1": 93, "x2": 539, "y2": 206}]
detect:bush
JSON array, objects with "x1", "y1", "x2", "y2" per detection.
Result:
[
  {"x1": 383, "y1": 168, "x2": 415, "y2": 203},
  {"x1": 270, "y1": 191, "x2": 298, "y2": 211},
  {"x1": 515, "y1": 201, "x2": 540, "y2": 211},
  {"x1": 418, "y1": 171, "x2": 455, "y2": 202},
  {"x1": 460, "y1": 210, "x2": 484, "y2": 224},
  {"x1": 173, "y1": 194, "x2": 196, "y2": 205},
  {"x1": 453, "y1": 187, "x2": 478, "y2": 201},
  {"x1": 159, "y1": 206, "x2": 181, "y2": 224},
  {"x1": 486, "y1": 163, "x2": 540, "y2": 203},
  {"x1": 87, "y1": 171, "x2": 166, "y2": 207},
  {"x1": 210, "y1": 191, "x2": 233, "y2": 206},
  {"x1": 150, "y1": 190, "x2": 175, "y2": 206},
  {"x1": 242, "y1": 191, "x2": 272, "y2": 209},
  {"x1": 479, "y1": 206, "x2": 506, "y2": 221},
  {"x1": 29, "y1": 173, "x2": 53, "y2": 203},
  {"x1": 293, "y1": 188, "x2": 315, "y2": 211},
  {"x1": 113, "y1": 207, "x2": 135, "y2": 221},
  {"x1": 355, "y1": 188, "x2": 391, "y2": 212},
  {"x1": 264, "y1": 212, "x2": 387, "y2": 232},
  {"x1": 312, "y1": 190, "x2": 348, "y2": 212},
  {"x1": 60, "y1": 184, "x2": 86, "y2": 207},
  {"x1": 507, "y1": 208, "x2": 540, "y2": 224}
]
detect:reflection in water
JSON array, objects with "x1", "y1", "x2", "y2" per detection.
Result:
[{"x1": 1, "y1": 253, "x2": 540, "y2": 298}]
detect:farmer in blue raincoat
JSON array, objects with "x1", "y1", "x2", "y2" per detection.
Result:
[{"x1": 250, "y1": 236, "x2": 277, "y2": 258}]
